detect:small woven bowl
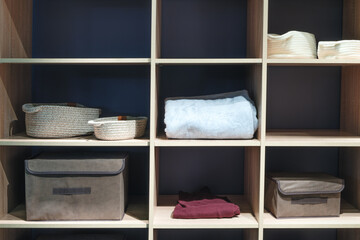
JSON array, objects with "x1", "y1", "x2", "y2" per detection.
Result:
[{"x1": 88, "y1": 116, "x2": 148, "y2": 140}]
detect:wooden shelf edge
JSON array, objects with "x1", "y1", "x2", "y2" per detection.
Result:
[
  {"x1": 155, "y1": 135, "x2": 261, "y2": 147},
  {"x1": 267, "y1": 59, "x2": 360, "y2": 66},
  {"x1": 0, "y1": 133, "x2": 150, "y2": 147},
  {"x1": 0, "y1": 58, "x2": 151, "y2": 65},
  {"x1": 265, "y1": 129, "x2": 360, "y2": 147},
  {"x1": 155, "y1": 58, "x2": 262, "y2": 65}
]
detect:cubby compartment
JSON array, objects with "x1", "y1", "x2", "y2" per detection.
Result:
[
  {"x1": 0, "y1": 147, "x2": 149, "y2": 228},
  {"x1": 267, "y1": 0, "x2": 360, "y2": 65},
  {"x1": 32, "y1": 0, "x2": 151, "y2": 58},
  {"x1": 156, "y1": 229, "x2": 257, "y2": 240},
  {"x1": 152, "y1": 146, "x2": 260, "y2": 229},
  {"x1": 266, "y1": 66, "x2": 340, "y2": 130},
  {"x1": 263, "y1": 147, "x2": 360, "y2": 228},
  {"x1": 155, "y1": 64, "x2": 262, "y2": 145},
  {"x1": 0, "y1": 65, "x2": 151, "y2": 145},
  {"x1": 159, "y1": 0, "x2": 263, "y2": 59},
  {"x1": 265, "y1": 65, "x2": 360, "y2": 146}
]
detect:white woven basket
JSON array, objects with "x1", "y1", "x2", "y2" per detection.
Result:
[
  {"x1": 268, "y1": 31, "x2": 317, "y2": 59},
  {"x1": 318, "y1": 40, "x2": 360, "y2": 59},
  {"x1": 23, "y1": 103, "x2": 101, "y2": 138},
  {"x1": 88, "y1": 116, "x2": 148, "y2": 140}
]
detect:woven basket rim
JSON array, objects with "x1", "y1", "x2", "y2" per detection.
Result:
[
  {"x1": 23, "y1": 103, "x2": 101, "y2": 111},
  {"x1": 89, "y1": 116, "x2": 148, "y2": 124}
]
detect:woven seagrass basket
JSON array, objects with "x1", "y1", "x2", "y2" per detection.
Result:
[
  {"x1": 23, "y1": 103, "x2": 101, "y2": 138},
  {"x1": 88, "y1": 116, "x2": 148, "y2": 140}
]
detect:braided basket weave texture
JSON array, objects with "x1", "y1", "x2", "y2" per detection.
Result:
[
  {"x1": 23, "y1": 103, "x2": 101, "y2": 138},
  {"x1": 89, "y1": 116, "x2": 147, "y2": 140}
]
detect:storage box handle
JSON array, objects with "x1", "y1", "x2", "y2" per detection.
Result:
[{"x1": 291, "y1": 197, "x2": 328, "y2": 205}]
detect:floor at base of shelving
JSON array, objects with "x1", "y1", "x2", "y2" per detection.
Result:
[
  {"x1": 263, "y1": 199, "x2": 360, "y2": 228},
  {"x1": 0, "y1": 197, "x2": 148, "y2": 228},
  {"x1": 153, "y1": 195, "x2": 258, "y2": 229},
  {"x1": 0, "y1": 133, "x2": 150, "y2": 146}
]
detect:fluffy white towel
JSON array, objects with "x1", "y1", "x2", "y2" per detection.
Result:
[{"x1": 164, "y1": 90, "x2": 258, "y2": 139}]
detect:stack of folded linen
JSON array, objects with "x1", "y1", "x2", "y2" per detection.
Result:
[
  {"x1": 268, "y1": 31, "x2": 317, "y2": 59},
  {"x1": 318, "y1": 40, "x2": 360, "y2": 59},
  {"x1": 172, "y1": 187, "x2": 240, "y2": 219},
  {"x1": 164, "y1": 90, "x2": 258, "y2": 139}
]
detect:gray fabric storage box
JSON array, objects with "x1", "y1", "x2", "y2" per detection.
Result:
[
  {"x1": 25, "y1": 152, "x2": 128, "y2": 221},
  {"x1": 37, "y1": 233, "x2": 126, "y2": 240},
  {"x1": 265, "y1": 173, "x2": 344, "y2": 218}
]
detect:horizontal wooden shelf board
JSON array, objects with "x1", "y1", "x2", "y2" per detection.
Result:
[
  {"x1": 155, "y1": 134, "x2": 260, "y2": 147},
  {"x1": 155, "y1": 58, "x2": 262, "y2": 65},
  {"x1": 0, "y1": 133, "x2": 150, "y2": 147},
  {"x1": 265, "y1": 129, "x2": 360, "y2": 147},
  {"x1": 267, "y1": 59, "x2": 360, "y2": 66},
  {"x1": 263, "y1": 200, "x2": 360, "y2": 229},
  {"x1": 153, "y1": 195, "x2": 258, "y2": 229},
  {"x1": 0, "y1": 196, "x2": 149, "y2": 228},
  {"x1": 0, "y1": 58, "x2": 151, "y2": 64}
]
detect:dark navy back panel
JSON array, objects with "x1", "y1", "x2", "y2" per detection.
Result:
[
  {"x1": 32, "y1": 0, "x2": 151, "y2": 57},
  {"x1": 161, "y1": 0, "x2": 247, "y2": 58},
  {"x1": 32, "y1": 65, "x2": 150, "y2": 118}
]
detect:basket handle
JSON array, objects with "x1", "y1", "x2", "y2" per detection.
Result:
[
  {"x1": 88, "y1": 120, "x2": 102, "y2": 127},
  {"x1": 22, "y1": 104, "x2": 42, "y2": 114}
]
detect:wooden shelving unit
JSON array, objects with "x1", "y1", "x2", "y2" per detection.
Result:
[{"x1": 1, "y1": 0, "x2": 360, "y2": 240}]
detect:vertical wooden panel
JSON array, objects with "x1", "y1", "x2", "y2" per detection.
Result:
[
  {"x1": 339, "y1": 4, "x2": 360, "y2": 238},
  {"x1": 0, "y1": 228, "x2": 31, "y2": 240},
  {"x1": 340, "y1": 66, "x2": 360, "y2": 135},
  {"x1": 338, "y1": 229, "x2": 360, "y2": 240},
  {"x1": 0, "y1": 1, "x2": 32, "y2": 240},
  {"x1": 247, "y1": 0, "x2": 263, "y2": 58},
  {"x1": 244, "y1": 229, "x2": 258, "y2": 240},
  {"x1": 1, "y1": 0, "x2": 32, "y2": 58},
  {"x1": 244, "y1": 147, "x2": 260, "y2": 221},
  {"x1": 343, "y1": 0, "x2": 360, "y2": 40},
  {"x1": 0, "y1": 0, "x2": 11, "y2": 58},
  {"x1": 248, "y1": 64, "x2": 262, "y2": 140},
  {"x1": 339, "y1": 147, "x2": 360, "y2": 209}
]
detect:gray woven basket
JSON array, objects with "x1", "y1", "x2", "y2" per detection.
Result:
[
  {"x1": 88, "y1": 116, "x2": 147, "y2": 140},
  {"x1": 23, "y1": 103, "x2": 101, "y2": 138}
]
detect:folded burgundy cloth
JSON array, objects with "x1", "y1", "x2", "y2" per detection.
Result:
[{"x1": 172, "y1": 187, "x2": 240, "y2": 219}]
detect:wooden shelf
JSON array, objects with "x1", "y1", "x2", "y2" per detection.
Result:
[
  {"x1": 153, "y1": 195, "x2": 258, "y2": 229},
  {"x1": 155, "y1": 58, "x2": 262, "y2": 65},
  {"x1": 265, "y1": 130, "x2": 360, "y2": 147},
  {"x1": 0, "y1": 197, "x2": 148, "y2": 228},
  {"x1": 267, "y1": 59, "x2": 360, "y2": 66},
  {"x1": 263, "y1": 200, "x2": 360, "y2": 229},
  {"x1": 155, "y1": 134, "x2": 260, "y2": 147},
  {"x1": 0, "y1": 58, "x2": 151, "y2": 65},
  {"x1": 0, "y1": 133, "x2": 150, "y2": 147}
]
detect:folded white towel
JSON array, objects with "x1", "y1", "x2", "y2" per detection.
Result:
[
  {"x1": 318, "y1": 40, "x2": 360, "y2": 59},
  {"x1": 268, "y1": 31, "x2": 317, "y2": 59},
  {"x1": 164, "y1": 90, "x2": 258, "y2": 139}
]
